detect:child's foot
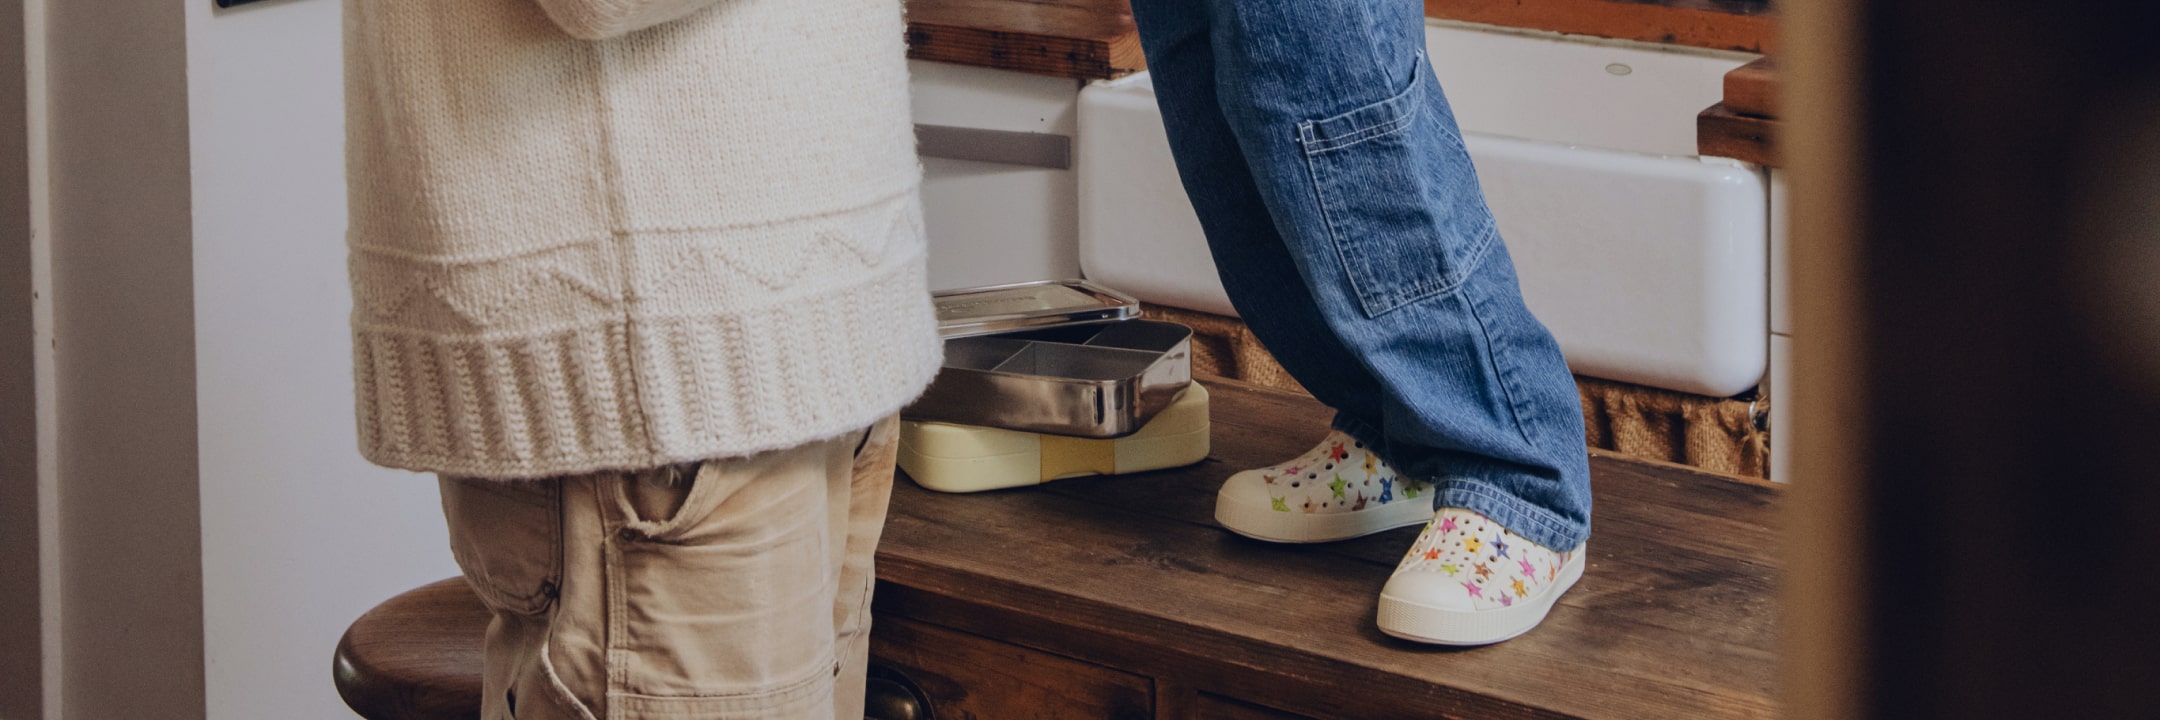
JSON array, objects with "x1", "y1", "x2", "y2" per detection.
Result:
[
  {"x1": 1376, "y1": 508, "x2": 1585, "y2": 645},
  {"x1": 1214, "y1": 430, "x2": 1434, "y2": 543}
]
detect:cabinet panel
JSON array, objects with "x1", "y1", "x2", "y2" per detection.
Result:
[
  {"x1": 910, "y1": 60, "x2": 1083, "y2": 291},
  {"x1": 871, "y1": 615, "x2": 1153, "y2": 719}
]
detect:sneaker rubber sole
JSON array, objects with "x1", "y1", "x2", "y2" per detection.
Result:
[
  {"x1": 1375, "y1": 546, "x2": 1587, "y2": 646},
  {"x1": 1215, "y1": 489, "x2": 1435, "y2": 543}
]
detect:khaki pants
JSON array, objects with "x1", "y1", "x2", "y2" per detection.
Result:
[{"x1": 439, "y1": 417, "x2": 899, "y2": 720}]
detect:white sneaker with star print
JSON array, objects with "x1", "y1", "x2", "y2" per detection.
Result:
[
  {"x1": 1214, "y1": 430, "x2": 1435, "y2": 543},
  {"x1": 1375, "y1": 507, "x2": 1585, "y2": 645}
]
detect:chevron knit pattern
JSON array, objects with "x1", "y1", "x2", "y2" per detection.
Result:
[{"x1": 344, "y1": 0, "x2": 943, "y2": 479}]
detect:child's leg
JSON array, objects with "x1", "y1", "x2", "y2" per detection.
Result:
[{"x1": 1131, "y1": 0, "x2": 1591, "y2": 554}]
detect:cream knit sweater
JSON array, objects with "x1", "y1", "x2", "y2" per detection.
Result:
[{"x1": 344, "y1": 0, "x2": 943, "y2": 479}]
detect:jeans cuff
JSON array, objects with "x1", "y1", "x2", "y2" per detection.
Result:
[
  {"x1": 1432, "y1": 480, "x2": 1589, "y2": 552},
  {"x1": 1329, "y1": 414, "x2": 1387, "y2": 452},
  {"x1": 1330, "y1": 413, "x2": 1588, "y2": 550}
]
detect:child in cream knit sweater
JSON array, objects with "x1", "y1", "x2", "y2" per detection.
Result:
[{"x1": 344, "y1": 0, "x2": 941, "y2": 714}]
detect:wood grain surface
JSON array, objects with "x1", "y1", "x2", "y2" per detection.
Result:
[
  {"x1": 334, "y1": 379, "x2": 1781, "y2": 720},
  {"x1": 332, "y1": 578, "x2": 486, "y2": 720},
  {"x1": 1698, "y1": 102, "x2": 1779, "y2": 166},
  {"x1": 1196, "y1": 693, "x2": 1316, "y2": 720},
  {"x1": 905, "y1": 0, "x2": 1145, "y2": 80},
  {"x1": 1723, "y1": 56, "x2": 1779, "y2": 117},
  {"x1": 875, "y1": 377, "x2": 1782, "y2": 720},
  {"x1": 899, "y1": 0, "x2": 1775, "y2": 79},
  {"x1": 871, "y1": 615, "x2": 1156, "y2": 718},
  {"x1": 1424, "y1": 0, "x2": 1776, "y2": 53}
]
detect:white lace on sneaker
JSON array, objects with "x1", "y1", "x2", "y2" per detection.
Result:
[
  {"x1": 1376, "y1": 507, "x2": 1585, "y2": 645},
  {"x1": 1214, "y1": 430, "x2": 1435, "y2": 543}
]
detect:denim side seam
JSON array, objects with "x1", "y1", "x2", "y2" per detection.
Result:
[
  {"x1": 1433, "y1": 481, "x2": 1588, "y2": 552},
  {"x1": 1459, "y1": 239, "x2": 1540, "y2": 445}
]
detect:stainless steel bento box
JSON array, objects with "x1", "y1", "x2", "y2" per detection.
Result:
[{"x1": 904, "y1": 281, "x2": 1193, "y2": 438}]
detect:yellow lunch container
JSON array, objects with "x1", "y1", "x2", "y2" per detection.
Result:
[{"x1": 898, "y1": 383, "x2": 1211, "y2": 493}]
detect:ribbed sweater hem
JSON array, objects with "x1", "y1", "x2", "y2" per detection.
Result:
[{"x1": 352, "y1": 257, "x2": 944, "y2": 480}]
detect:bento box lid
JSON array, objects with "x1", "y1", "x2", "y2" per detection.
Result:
[{"x1": 932, "y1": 280, "x2": 1141, "y2": 339}]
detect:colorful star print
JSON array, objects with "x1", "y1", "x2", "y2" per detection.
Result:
[
  {"x1": 1220, "y1": 429, "x2": 1437, "y2": 535},
  {"x1": 1389, "y1": 507, "x2": 1575, "y2": 616}
]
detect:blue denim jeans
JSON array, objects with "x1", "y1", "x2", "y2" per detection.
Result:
[{"x1": 1129, "y1": 0, "x2": 1592, "y2": 550}]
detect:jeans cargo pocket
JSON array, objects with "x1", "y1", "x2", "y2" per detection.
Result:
[
  {"x1": 439, "y1": 477, "x2": 562, "y2": 617},
  {"x1": 1300, "y1": 52, "x2": 1498, "y2": 318}
]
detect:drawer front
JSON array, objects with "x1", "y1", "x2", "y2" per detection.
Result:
[
  {"x1": 1196, "y1": 693, "x2": 1314, "y2": 720},
  {"x1": 871, "y1": 615, "x2": 1153, "y2": 719}
]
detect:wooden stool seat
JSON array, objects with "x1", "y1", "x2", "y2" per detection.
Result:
[{"x1": 334, "y1": 578, "x2": 486, "y2": 720}]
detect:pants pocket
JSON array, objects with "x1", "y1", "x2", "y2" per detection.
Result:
[
  {"x1": 439, "y1": 477, "x2": 563, "y2": 617},
  {"x1": 609, "y1": 669, "x2": 835, "y2": 719},
  {"x1": 1300, "y1": 52, "x2": 1498, "y2": 318},
  {"x1": 606, "y1": 443, "x2": 847, "y2": 703}
]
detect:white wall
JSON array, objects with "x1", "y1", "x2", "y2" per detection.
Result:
[{"x1": 183, "y1": 1, "x2": 457, "y2": 718}]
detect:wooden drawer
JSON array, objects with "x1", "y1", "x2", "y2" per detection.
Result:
[
  {"x1": 1194, "y1": 694, "x2": 1311, "y2": 720},
  {"x1": 871, "y1": 615, "x2": 1153, "y2": 719}
]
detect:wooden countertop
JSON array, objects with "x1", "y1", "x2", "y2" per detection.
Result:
[
  {"x1": 1699, "y1": 56, "x2": 1780, "y2": 166},
  {"x1": 1425, "y1": 0, "x2": 1775, "y2": 54},
  {"x1": 333, "y1": 378, "x2": 1781, "y2": 719},
  {"x1": 905, "y1": 0, "x2": 1775, "y2": 80},
  {"x1": 905, "y1": 0, "x2": 1145, "y2": 80},
  {"x1": 876, "y1": 378, "x2": 1781, "y2": 719}
]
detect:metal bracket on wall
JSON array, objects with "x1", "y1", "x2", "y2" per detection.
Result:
[{"x1": 914, "y1": 124, "x2": 1072, "y2": 170}]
